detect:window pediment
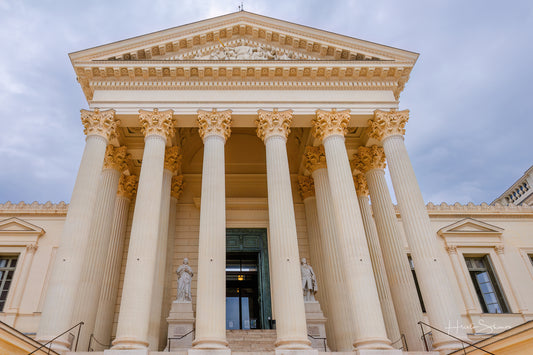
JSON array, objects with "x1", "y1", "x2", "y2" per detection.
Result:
[
  {"x1": 0, "y1": 217, "x2": 44, "y2": 246},
  {"x1": 438, "y1": 218, "x2": 503, "y2": 246}
]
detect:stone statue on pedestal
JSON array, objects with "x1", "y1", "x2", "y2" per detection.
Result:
[
  {"x1": 176, "y1": 258, "x2": 193, "y2": 302},
  {"x1": 301, "y1": 258, "x2": 318, "y2": 302}
]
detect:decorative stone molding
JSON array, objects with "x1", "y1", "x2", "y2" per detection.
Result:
[
  {"x1": 351, "y1": 145, "x2": 386, "y2": 174},
  {"x1": 312, "y1": 109, "x2": 351, "y2": 141},
  {"x1": 26, "y1": 244, "x2": 39, "y2": 253},
  {"x1": 164, "y1": 146, "x2": 182, "y2": 174},
  {"x1": 0, "y1": 201, "x2": 68, "y2": 215},
  {"x1": 256, "y1": 109, "x2": 293, "y2": 141},
  {"x1": 139, "y1": 109, "x2": 176, "y2": 140},
  {"x1": 197, "y1": 109, "x2": 232, "y2": 142},
  {"x1": 495, "y1": 245, "x2": 505, "y2": 254},
  {"x1": 80, "y1": 109, "x2": 119, "y2": 141},
  {"x1": 367, "y1": 109, "x2": 409, "y2": 142},
  {"x1": 117, "y1": 175, "x2": 138, "y2": 200},
  {"x1": 303, "y1": 146, "x2": 326, "y2": 173},
  {"x1": 297, "y1": 176, "x2": 315, "y2": 200},
  {"x1": 192, "y1": 41, "x2": 311, "y2": 60},
  {"x1": 353, "y1": 173, "x2": 369, "y2": 196},
  {"x1": 171, "y1": 175, "x2": 185, "y2": 200},
  {"x1": 446, "y1": 245, "x2": 458, "y2": 255},
  {"x1": 103, "y1": 145, "x2": 128, "y2": 172}
]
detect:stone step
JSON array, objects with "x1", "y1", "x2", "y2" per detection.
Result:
[{"x1": 227, "y1": 330, "x2": 277, "y2": 351}]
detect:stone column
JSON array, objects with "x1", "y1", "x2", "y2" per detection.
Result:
[
  {"x1": 112, "y1": 109, "x2": 176, "y2": 350},
  {"x1": 368, "y1": 109, "x2": 464, "y2": 352},
  {"x1": 93, "y1": 174, "x2": 138, "y2": 351},
  {"x1": 72, "y1": 145, "x2": 127, "y2": 351},
  {"x1": 352, "y1": 145, "x2": 424, "y2": 351},
  {"x1": 303, "y1": 146, "x2": 353, "y2": 351},
  {"x1": 256, "y1": 109, "x2": 311, "y2": 350},
  {"x1": 192, "y1": 109, "x2": 232, "y2": 350},
  {"x1": 37, "y1": 109, "x2": 118, "y2": 352},
  {"x1": 160, "y1": 175, "x2": 184, "y2": 349},
  {"x1": 148, "y1": 147, "x2": 181, "y2": 350},
  {"x1": 353, "y1": 173, "x2": 401, "y2": 345},
  {"x1": 312, "y1": 110, "x2": 391, "y2": 350}
]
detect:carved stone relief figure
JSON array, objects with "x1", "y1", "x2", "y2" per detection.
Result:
[
  {"x1": 301, "y1": 258, "x2": 318, "y2": 302},
  {"x1": 176, "y1": 258, "x2": 194, "y2": 302}
]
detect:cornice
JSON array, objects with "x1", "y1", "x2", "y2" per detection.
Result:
[
  {"x1": 392, "y1": 202, "x2": 533, "y2": 218},
  {"x1": 0, "y1": 201, "x2": 69, "y2": 216}
]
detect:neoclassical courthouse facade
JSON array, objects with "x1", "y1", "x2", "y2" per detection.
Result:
[{"x1": 1, "y1": 12, "x2": 533, "y2": 355}]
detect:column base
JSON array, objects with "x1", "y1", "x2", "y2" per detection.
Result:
[
  {"x1": 36, "y1": 335, "x2": 71, "y2": 353},
  {"x1": 192, "y1": 337, "x2": 229, "y2": 349},
  {"x1": 355, "y1": 350, "x2": 402, "y2": 355},
  {"x1": 275, "y1": 349, "x2": 318, "y2": 355},
  {"x1": 104, "y1": 350, "x2": 149, "y2": 355},
  {"x1": 354, "y1": 337, "x2": 393, "y2": 351},
  {"x1": 111, "y1": 337, "x2": 149, "y2": 350},
  {"x1": 275, "y1": 338, "x2": 312, "y2": 350},
  {"x1": 189, "y1": 348, "x2": 231, "y2": 355}
]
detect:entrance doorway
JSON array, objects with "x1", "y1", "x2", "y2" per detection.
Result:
[{"x1": 226, "y1": 229, "x2": 272, "y2": 330}]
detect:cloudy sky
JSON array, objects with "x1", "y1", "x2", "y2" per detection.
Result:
[{"x1": 0, "y1": 0, "x2": 532, "y2": 205}]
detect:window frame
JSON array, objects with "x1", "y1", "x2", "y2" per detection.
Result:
[{"x1": 463, "y1": 254, "x2": 510, "y2": 314}]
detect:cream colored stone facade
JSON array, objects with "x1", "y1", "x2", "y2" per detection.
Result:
[{"x1": 1, "y1": 11, "x2": 533, "y2": 355}]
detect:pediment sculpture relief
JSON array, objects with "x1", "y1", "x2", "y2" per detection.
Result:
[{"x1": 192, "y1": 43, "x2": 313, "y2": 60}]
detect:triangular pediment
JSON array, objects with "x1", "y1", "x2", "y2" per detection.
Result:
[
  {"x1": 0, "y1": 217, "x2": 44, "y2": 235},
  {"x1": 438, "y1": 218, "x2": 503, "y2": 237},
  {"x1": 70, "y1": 11, "x2": 417, "y2": 63}
]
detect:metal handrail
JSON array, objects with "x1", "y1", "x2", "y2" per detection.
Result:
[
  {"x1": 88, "y1": 333, "x2": 112, "y2": 351},
  {"x1": 418, "y1": 321, "x2": 495, "y2": 355},
  {"x1": 0, "y1": 320, "x2": 60, "y2": 355},
  {"x1": 167, "y1": 328, "x2": 195, "y2": 351},
  {"x1": 391, "y1": 333, "x2": 407, "y2": 350},
  {"x1": 28, "y1": 322, "x2": 84, "y2": 355},
  {"x1": 307, "y1": 333, "x2": 327, "y2": 352}
]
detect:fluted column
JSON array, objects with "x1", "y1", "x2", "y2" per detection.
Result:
[
  {"x1": 312, "y1": 110, "x2": 391, "y2": 350},
  {"x1": 353, "y1": 173, "x2": 401, "y2": 345},
  {"x1": 257, "y1": 109, "x2": 311, "y2": 349},
  {"x1": 73, "y1": 145, "x2": 127, "y2": 351},
  {"x1": 148, "y1": 147, "x2": 181, "y2": 350},
  {"x1": 297, "y1": 177, "x2": 335, "y2": 350},
  {"x1": 93, "y1": 175, "x2": 138, "y2": 351},
  {"x1": 303, "y1": 146, "x2": 353, "y2": 351},
  {"x1": 352, "y1": 145, "x2": 424, "y2": 351},
  {"x1": 112, "y1": 109, "x2": 176, "y2": 349},
  {"x1": 368, "y1": 109, "x2": 464, "y2": 352},
  {"x1": 160, "y1": 175, "x2": 184, "y2": 349},
  {"x1": 193, "y1": 109, "x2": 232, "y2": 349},
  {"x1": 37, "y1": 109, "x2": 118, "y2": 351}
]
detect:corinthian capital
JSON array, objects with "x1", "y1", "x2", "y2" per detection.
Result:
[
  {"x1": 304, "y1": 146, "x2": 327, "y2": 173},
  {"x1": 164, "y1": 146, "x2": 182, "y2": 174},
  {"x1": 103, "y1": 145, "x2": 128, "y2": 172},
  {"x1": 139, "y1": 109, "x2": 176, "y2": 140},
  {"x1": 80, "y1": 108, "x2": 119, "y2": 141},
  {"x1": 352, "y1": 145, "x2": 386, "y2": 174},
  {"x1": 256, "y1": 109, "x2": 293, "y2": 141},
  {"x1": 353, "y1": 173, "x2": 369, "y2": 196},
  {"x1": 171, "y1": 175, "x2": 184, "y2": 199},
  {"x1": 312, "y1": 109, "x2": 351, "y2": 141},
  {"x1": 297, "y1": 175, "x2": 315, "y2": 200},
  {"x1": 197, "y1": 109, "x2": 232, "y2": 142},
  {"x1": 368, "y1": 109, "x2": 409, "y2": 142},
  {"x1": 117, "y1": 174, "x2": 138, "y2": 200}
]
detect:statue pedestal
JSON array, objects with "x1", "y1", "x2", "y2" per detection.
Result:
[
  {"x1": 166, "y1": 301, "x2": 195, "y2": 351},
  {"x1": 304, "y1": 301, "x2": 329, "y2": 351}
]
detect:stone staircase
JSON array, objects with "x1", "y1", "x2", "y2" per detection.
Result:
[{"x1": 227, "y1": 329, "x2": 277, "y2": 352}]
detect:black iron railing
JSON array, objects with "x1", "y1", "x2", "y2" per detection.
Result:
[
  {"x1": 167, "y1": 328, "x2": 195, "y2": 351},
  {"x1": 87, "y1": 333, "x2": 113, "y2": 351},
  {"x1": 418, "y1": 321, "x2": 494, "y2": 355},
  {"x1": 28, "y1": 322, "x2": 84, "y2": 355},
  {"x1": 307, "y1": 333, "x2": 327, "y2": 352},
  {"x1": 391, "y1": 333, "x2": 407, "y2": 350}
]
